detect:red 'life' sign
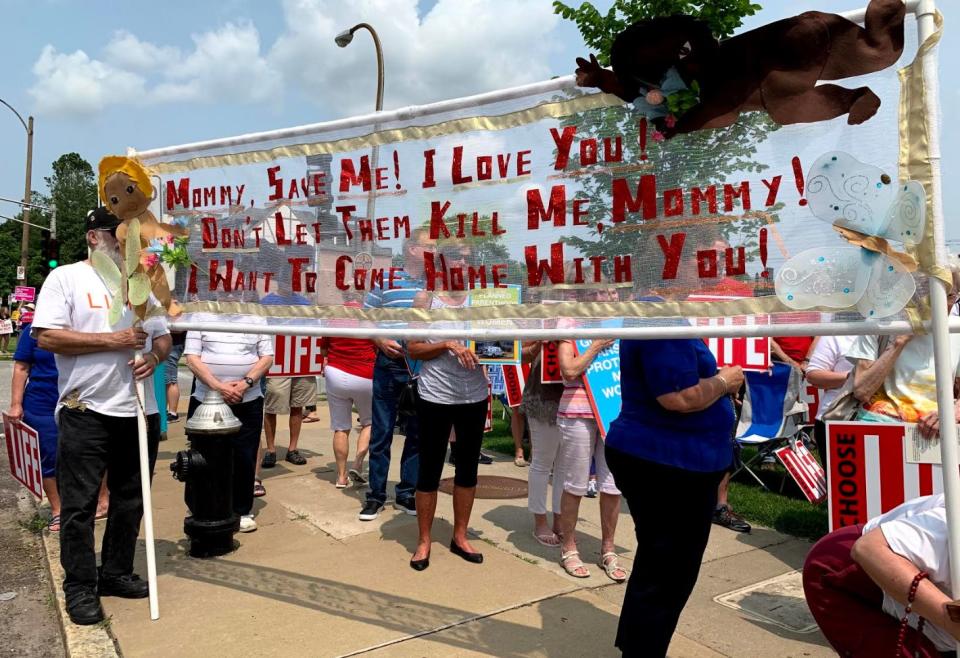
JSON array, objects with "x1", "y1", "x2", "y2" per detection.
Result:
[{"x1": 3, "y1": 414, "x2": 42, "y2": 500}]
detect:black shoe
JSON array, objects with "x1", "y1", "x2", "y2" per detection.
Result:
[
  {"x1": 285, "y1": 449, "x2": 307, "y2": 466},
  {"x1": 99, "y1": 573, "x2": 149, "y2": 599},
  {"x1": 713, "y1": 504, "x2": 752, "y2": 533},
  {"x1": 394, "y1": 498, "x2": 417, "y2": 516},
  {"x1": 167, "y1": 412, "x2": 180, "y2": 423},
  {"x1": 410, "y1": 552, "x2": 430, "y2": 571},
  {"x1": 261, "y1": 451, "x2": 277, "y2": 468},
  {"x1": 358, "y1": 500, "x2": 383, "y2": 521},
  {"x1": 478, "y1": 452, "x2": 493, "y2": 465},
  {"x1": 450, "y1": 539, "x2": 484, "y2": 563},
  {"x1": 66, "y1": 588, "x2": 104, "y2": 625}
]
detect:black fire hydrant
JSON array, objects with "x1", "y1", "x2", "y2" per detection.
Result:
[{"x1": 170, "y1": 390, "x2": 242, "y2": 558}]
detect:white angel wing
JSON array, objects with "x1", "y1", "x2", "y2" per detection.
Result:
[
  {"x1": 805, "y1": 151, "x2": 897, "y2": 237},
  {"x1": 775, "y1": 247, "x2": 869, "y2": 310}
]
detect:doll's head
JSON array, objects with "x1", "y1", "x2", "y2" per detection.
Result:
[{"x1": 98, "y1": 156, "x2": 153, "y2": 220}]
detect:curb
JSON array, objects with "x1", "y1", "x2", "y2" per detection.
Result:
[{"x1": 38, "y1": 522, "x2": 120, "y2": 657}]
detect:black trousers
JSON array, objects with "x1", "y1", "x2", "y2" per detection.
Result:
[
  {"x1": 605, "y1": 446, "x2": 725, "y2": 657},
  {"x1": 186, "y1": 396, "x2": 263, "y2": 516},
  {"x1": 57, "y1": 407, "x2": 160, "y2": 596},
  {"x1": 416, "y1": 398, "x2": 487, "y2": 492}
]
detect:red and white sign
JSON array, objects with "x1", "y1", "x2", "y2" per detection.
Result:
[
  {"x1": 827, "y1": 421, "x2": 942, "y2": 531},
  {"x1": 540, "y1": 341, "x2": 562, "y2": 383},
  {"x1": 688, "y1": 295, "x2": 770, "y2": 372},
  {"x1": 502, "y1": 364, "x2": 531, "y2": 408},
  {"x1": 268, "y1": 335, "x2": 324, "y2": 377},
  {"x1": 802, "y1": 382, "x2": 820, "y2": 424},
  {"x1": 775, "y1": 439, "x2": 827, "y2": 503},
  {"x1": 3, "y1": 414, "x2": 43, "y2": 500},
  {"x1": 484, "y1": 385, "x2": 493, "y2": 433},
  {"x1": 13, "y1": 286, "x2": 35, "y2": 302}
]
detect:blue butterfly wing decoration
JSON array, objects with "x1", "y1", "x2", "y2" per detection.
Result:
[{"x1": 775, "y1": 151, "x2": 926, "y2": 319}]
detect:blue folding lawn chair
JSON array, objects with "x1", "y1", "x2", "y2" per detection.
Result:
[{"x1": 733, "y1": 362, "x2": 807, "y2": 490}]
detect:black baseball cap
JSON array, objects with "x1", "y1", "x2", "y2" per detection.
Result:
[{"x1": 87, "y1": 206, "x2": 122, "y2": 231}]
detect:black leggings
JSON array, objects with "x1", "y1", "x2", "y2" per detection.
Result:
[{"x1": 416, "y1": 398, "x2": 487, "y2": 492}]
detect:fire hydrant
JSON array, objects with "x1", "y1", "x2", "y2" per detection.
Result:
[{"x1": 170, "y1": 390, "x2": 242, "y2": 558}]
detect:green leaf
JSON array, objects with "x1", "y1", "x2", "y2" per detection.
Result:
[
  {"x1": 128, "y1": 272, "x2": 150, "y2": 306},
  {"x1": 125, "y1": 219, "x2": 141, "y2": 275},
  {"x1": 108, "y1": 291, "x2": 124, "y2": 326},
  {"x1": 91, "y1": 251, "x2": 122, "y2": 295}
]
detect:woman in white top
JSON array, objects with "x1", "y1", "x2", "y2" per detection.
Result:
[
  {"x1": 804, "y1": 333, "x2": 855, "y2": 470},
  {"x1": 184, "y1": 321, "x2": 273, "y2": 532}
]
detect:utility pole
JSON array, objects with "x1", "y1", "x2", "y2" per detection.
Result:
[{"x1": 21, "y1": 116, "x2": 34, "y2": 281}]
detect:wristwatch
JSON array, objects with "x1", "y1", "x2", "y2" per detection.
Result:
[{"x1": 243, "y1": 377, "x2": 255, "y2": 389}]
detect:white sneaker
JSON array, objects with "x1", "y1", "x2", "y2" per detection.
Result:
[{"x1": 239, "y1": 515, "x2": 257, "y2": 533}]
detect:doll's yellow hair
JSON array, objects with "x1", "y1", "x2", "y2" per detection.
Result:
[{"x1": 98, "y1": 156, "x2": 152, "y2": 206}]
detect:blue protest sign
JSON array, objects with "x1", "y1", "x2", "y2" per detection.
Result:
[{"x1": 574, "y1": 321, "x2": 623, "y2": 437}]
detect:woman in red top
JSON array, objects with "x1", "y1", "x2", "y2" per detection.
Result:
[{"x1": 321, "y1": 331, "x2": 376, "y2": 488}]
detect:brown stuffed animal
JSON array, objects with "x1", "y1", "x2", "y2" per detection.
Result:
[
  {"x1": 99, "y1": 156, "x2": 189, "y2": 316},
  {"x1": 575, "y1": 0, "x2": 905, "y2": 138}
]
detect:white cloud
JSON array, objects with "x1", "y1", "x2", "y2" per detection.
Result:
[
  {"x1": 29, "y1": 45, "x2": 146, "y2": 116},
  {"x1": 28, "y1": 0, "x2": 559, "y2": 117}
]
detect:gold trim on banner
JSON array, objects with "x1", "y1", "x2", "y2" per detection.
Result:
[
  {"x1": 899, "y1": 11, "x2": 949, "y2": 287},
  {"x1": 143, "y1": 93, "x2": 624, "y2": 175},
  {"x1": 183, "y1": 296, "x2": 846, "y2": 322}
]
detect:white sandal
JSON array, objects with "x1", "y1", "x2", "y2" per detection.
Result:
[
  {"x1": 560, "y1": 550, "x2": 590, "y2": 578},
  {"x1": 598, "y1": 552, "x2": 628, "y2": 583}
]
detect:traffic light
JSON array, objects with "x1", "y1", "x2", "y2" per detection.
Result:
[{"x1": 39, "y1": 230, "x2": 60, "y2": 275}]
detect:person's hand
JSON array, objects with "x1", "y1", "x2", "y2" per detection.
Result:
[
  {"x1": 918, "y1": 410, "x2": 941, "y2": 439},
  {"x1": 218, "y1": 381, "x2": 244, "y2": 404},
  {"x1": 447, "y1": 341, "x2": 480, "y2": 370},
  {"x1": 128, "y1": 352, "x2": 159, "y2": 381},
  {"x1": 6, "y1": 403, "x2": 23, "y2": 423},
  {"x1": 717, "y1": 366, "x2": 744, "y2": 394},
  {"x1": 114, "y1": 327, "x2": 148, "y2": 351},
  {"x1": 575, "y1": 54, "x2": 604, "y2": 87},
  {"x1": 373, "y1": 338, "x2": 403, "y2": 359},
  {"x1": 894, "y1": 334, "x2": 914, "y2": 349},
  {"x1": 589, "y1": 339, "x2": 615, "y2": 355}
]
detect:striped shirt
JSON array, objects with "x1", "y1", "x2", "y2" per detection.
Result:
[
  {"x1": 185, "y1": 315, "x2": 274, "y2": 403},
  {"x1": 363, "y1": 270, "x2": 423, "y2": 309}
]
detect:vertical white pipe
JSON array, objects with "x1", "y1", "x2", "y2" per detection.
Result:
[
  {"x1": 135, "y1": 362, "x2": 160, "y2": 620},
  {"x1": 915, "y1": 0, "x2": 960, "y2": 633}
]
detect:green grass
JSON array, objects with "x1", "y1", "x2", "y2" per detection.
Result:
[
  {"x1": 484, "y1": 400, "x2": 829, "y2": 542},
  {"x1": 19, "y1": 513, "x2": 48, "y2": 535}
]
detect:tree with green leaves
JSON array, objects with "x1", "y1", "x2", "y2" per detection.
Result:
[
  {"x1": 44, "y1": 152, "x2": 98, "y2": 267},
  {"x1": 551, "y1": 0, "x2": 779, "y2": 291}
]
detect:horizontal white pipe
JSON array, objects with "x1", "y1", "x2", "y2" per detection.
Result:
[
  {"x1": 134, "y1": 76, "x2": 577, "y2": 160},
  {"x1": 840, "y1": 0, "x2": 922, "y2": 23},
  {"x1": 169, "y1": 317, "x2": 960, "y2": 341}
]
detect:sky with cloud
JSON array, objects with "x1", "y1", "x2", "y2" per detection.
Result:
[{"x1": 1, "y1": 0, "x2": 957, "y2": 242}]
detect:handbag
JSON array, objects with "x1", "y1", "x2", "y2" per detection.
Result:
[
  {"x1": 397, "y1": 378, "x2": 420, "y2": 417},
  {"x1": 820, "y1": 334, "x2": 890, "y2": 422}
]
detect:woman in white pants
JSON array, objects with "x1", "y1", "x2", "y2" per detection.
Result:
[
  {"x1": 320, "y1": 335, "x2": 376, "y2": 488},
  {"x1": 556, "y1": 336, "x2": 627, "y2": 583},
  {"x1": 520, "y1": 342, "x2": 567, "y2": 546}
]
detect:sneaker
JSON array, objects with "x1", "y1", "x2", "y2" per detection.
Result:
[
  {"x1": 261, "y1": 451, "x2": 277, "y2": 468},
  {"x1": 585, "y1": 479, "x2": 598, "y2": 498},
  {"x1": 358, "y1": 500, "x2": 384, "y2": 521},
  {"x1": 285, "y1": 449, "x2": 307, "y2": 466},
  {"x1": 99, "y1": 573, "x2": 149, "y2": 599},
  {"x1": 713, "y1": 504, "x2": 751, "y2": 533},
  {"x1": 65, "y1": 588, "x2": 104, "y2": 625},
  {"x1": 394, "y1": 498, "x2": 417, "y2": 516},
  {"x1": 478, "y1": 451, "x2": 493, "y2": 465},
  {"x1": 167, "y1": 412, "x2": 180, "y2": 423},
  {"x1": 239, "y1": 515, "x2": 257, "y2": 532}
]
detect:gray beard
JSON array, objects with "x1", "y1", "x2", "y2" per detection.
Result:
[{"x1": 92, "y1": 241, "x2": 122, "y2": 265}]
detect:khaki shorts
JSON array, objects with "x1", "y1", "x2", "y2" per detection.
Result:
[{"x1": 265, "y1": 376, "x2": 317, "y2": 414}]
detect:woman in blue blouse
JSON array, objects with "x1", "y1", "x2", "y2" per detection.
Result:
[
  {"x1": 604, "y1": 337, "x2": 743, "y2": 657},
  {"x1": 7, "y1": 322, "x2": 61, "y2": 530}
]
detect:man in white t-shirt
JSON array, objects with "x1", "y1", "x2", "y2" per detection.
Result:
[
  {"x1": 32, "y1": 207, "x2": 171, "y2": 626},
  {"x1": 804, "y1": 494, "x2": 960, "y2": 655}
]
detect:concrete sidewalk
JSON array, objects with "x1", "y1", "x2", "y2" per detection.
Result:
[{"x1": 49, "y1": 399, "x2": 834, "y2": 657}]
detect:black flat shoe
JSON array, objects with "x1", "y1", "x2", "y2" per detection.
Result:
[
  {"x1": 450, "y1": 540, "x2": 483, "y2": 564},
  {"x1": 65, "y1": 588, "x2": 104, "y2": 625},
  {"x1": 410, "y1": 553, "x2": 430, "y2": 571},
  {"x1": 99, "y1": 573, "x2": 149, "y2": 599}
]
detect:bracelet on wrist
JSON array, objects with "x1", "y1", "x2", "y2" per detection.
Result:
[{"x1": 715, "y1": 374, "x2": 729, "y2": 391}]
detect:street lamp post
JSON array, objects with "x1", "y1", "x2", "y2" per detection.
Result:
[
  {"x1": 336, "y1": 23, "x2": 385, "y2": 248},
  {"x1": 0, "y1": 99, "x2": 33, "y2": 284}
]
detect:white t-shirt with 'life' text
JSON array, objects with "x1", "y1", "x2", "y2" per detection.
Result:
[{"x1": 31, "y1": 261, "x2": 169, "y2": 417}]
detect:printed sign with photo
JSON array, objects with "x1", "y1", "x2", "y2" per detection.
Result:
[{"x1": 467, "y1": 285, "x2": 521, "y2": 365}]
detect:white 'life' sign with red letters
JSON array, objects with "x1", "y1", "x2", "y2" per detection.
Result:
[
  {"x1": 3, "y1": 414, "x2": 42, "y2": 500},
  {"x1": 268, "y1": 335, "x2": 324, "y2": 377}
]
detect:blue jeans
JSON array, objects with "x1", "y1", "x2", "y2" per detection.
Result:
[{"x1": 366, "y1": 353, "x2": 419, "y2": 505}]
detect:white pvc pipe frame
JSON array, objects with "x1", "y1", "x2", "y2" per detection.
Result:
[{"x1": 152, "y1": 0, "x2": 960, "y2": 631}]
